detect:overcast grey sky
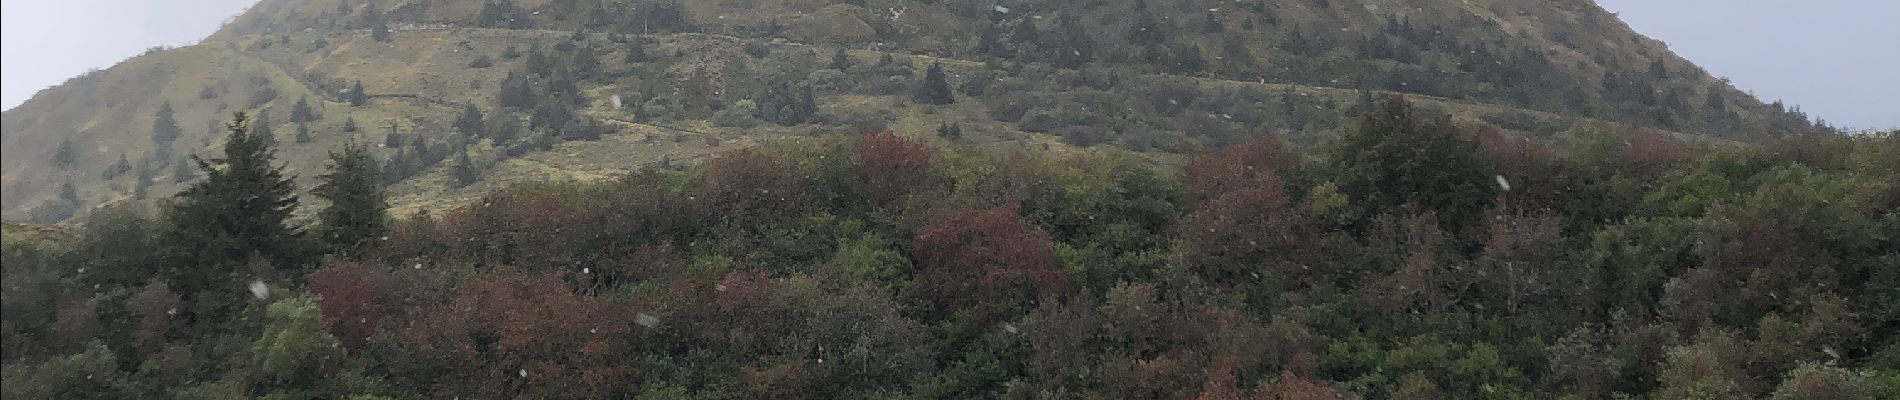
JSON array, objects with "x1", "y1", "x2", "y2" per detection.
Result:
[
  {"x1": 3, "y1": 0, "x2": 1896, "y2": 129},
  {"x1": 1596, "y1": 0, "x2": 1900, "y2": 130},
  {"x1": 1, "y1": 0, "x2": 257, "y2": 110}
]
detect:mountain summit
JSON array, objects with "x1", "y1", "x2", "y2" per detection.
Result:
[{"x1": 0, "y1": 0, "x2": 1827, "y2": 222}]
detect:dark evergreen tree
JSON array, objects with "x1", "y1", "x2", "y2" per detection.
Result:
[
  {"x1": 408, "y1": 135, "x2": 438, "y2": 165},
  {"x1": 54, "y1": 140, "x2": 78, "y2": 169},
  {"x1": 477, "y1": 0, "x2": 532, "y2": 29},
  {"x1": 623, "y1": 38, "x2": 649, "y2": 63},
  {"x1": 384, "y1": 122, "x2": 404, "y2": 149},
  {"x1": 161, "y1": 113, "x2": 304, "y2": 315},
  {"x1": 371, "y1": 18, "x2": 392, "y2": 42},
  {"x1": 1009, "y1": 17, "x2": 1041, "y2": 46},
  {"x1": 152, "y1": 103, "x2": 182, "y2": 161},
  {"x1": 1281, "y1": 88, "x2": 1302, "y2": 128},
  {"x1": 531, "y1": 99, "x2": 575, "y2": 131},
  {"x1": 358, "y1": 1, "x2": 383, "y2": 28},
  {"x1": 1648, "y1": 59, "x2": 1669, "y2": 80},
  {"x1": 348, "y1": 80, "x2": 368, "y2": 106},
  {"x1": 487, "y1": 112, "x2": 525, "y2": 143},
  {"x1": 313, "y1": 143, "x2": 388, "y2": 259},
  {"x1": 936, "y1": 123, "x2": 963, "y2": 140},
  {"x1": 1127, "y1": 0, "x2": 1164, "y2": 45},
  {"x1": 1285, "y1": 26, "x2": 1318, "y2": 56},
  {"x1": 103, "y1": 154, "x2": 132, "y2": 180},
  {"x1": 342, "y1": 116, "x2": 359, "y2": 133},
  {"x1": 455, "y1": 104, "x2": 486, "y2": 137},
  {"x1": 253, "y1": 109, "x2": 277, "y2": 148},
  {"x1": 755, "y1": 80, "x2": 816, "y2": 126},
  {"x1": 381, "y1": 148, "x2": 411, "y2": 184},
  {"x1": 976, "y1": 21, "x2": 1006, "y2": 58},
  {"x1": 914, "y1": 62, "x2": 955, "y2": 105},
  {"x1": 294, "y1": 122, "x2": 313, "y2": 143},
  {"x1": 451, "y1": 149, "x2": 478, "y2": 188},
  {"x1": 560, "y1": 116, "x2": 608, "y2": 141},
  {"x1": 1050, "y1": 15, "x2": 1094, "y2": 68},
  {"x1": 1197, "y1": 11, "x2": 1224, "y2": 33},
  {"x1": 1167, "y1": 43, "x2": 1206, "y2": 74},
  {"x1": 173, "y1": 156, "x2": 197, "y2": 183},
  {"x1": 830, "y1": 48, "x2": 852, "y2": 71},
  {"x1": 498, "y1": 72, "x2": 535, "y2": 109},
  {"x1": 290, "y1": 96, "x2": 316, "y2": 123},
  {"x1": 59, "y1": 180, "x2": 78, "y2": 203},
  {"x1": 133, "y1": 157, "x2": 156, "y2": 200}
]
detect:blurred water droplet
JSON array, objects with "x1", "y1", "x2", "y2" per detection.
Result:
[{"x1": 249, "y1": 280, "x2": 270, "y2": 300}]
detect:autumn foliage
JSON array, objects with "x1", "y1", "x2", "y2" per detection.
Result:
[
  {"x1": 1178, "y1": 135, "x2": 1305, "y2": 288},
  {"x1": 912, "y1": 206, "x2": 1071, "y2": 318},
  {"x1": 307, "y1": 261, "x2": 407, "y2": 350},
  {"x1": 7, "y1": 100, "x2": 1896, "y2": 399},
  {"x1": 856, "y1": 132, "x2": 933, "y2": 204},
  {"x1": 388, "y1": 268, "x2": 635, "y2": 399}
]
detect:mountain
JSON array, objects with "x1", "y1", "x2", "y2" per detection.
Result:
[{"x1": 0, "y1": 0, "x2": 1830, "y2": 223}]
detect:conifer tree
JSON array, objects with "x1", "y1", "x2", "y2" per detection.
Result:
[
  {"x1": 914, "y1": 62, "x2": 955, "y2": 105},
  {"x1": 162, "y1": 113, "x2": 305, "y2": 310},
  {"x1": 384, "y1": 122, "x2": 404, "y2": 148},
  {"x1": 455, "y1": 104, "x2": 485, "y2": 137},
  {"x1": 253, "y1": 109, "x2": 277, "y2": 148},
  {"x1": 290, "y1": 96, "x2": 315, "y2": 123},
  {"x1": 348, "y1": 80, "x2": 368, "y2": 106},
  {"x1": 371, "y1": 19, "x2": 392, "y2": 42},
  {"x1": 59, "y1": 180, "x2": 78, "y2": 203},
  {"x1": 830, "y1": 48, "x2": 852, "y2": 71},
  {"x1": 452, "y1": 149, "x2": 478, "y2": 188},
  {"x1": 295, "y1": 122, "x2": 313, "y2": 143},
  {"x1": 313, "y1": 143, "x2": 388, "y2": 258},
  {"x1": 172, "y1": 156, "x2": 196, "y2": 183},
  {"x1": 133, "y1": 157, "x2": 156, "y2": 199},
  {"x1": 623, "y1": 38, "x2": 649, "y2": 63},
  {"x1": 1128, "y1": 0, "x2": 1165, "y2": 46},
  {"x1": 343, "y1": 116, "x2": 359, "y2": 132},
  {"x1": 755, "y1": 80, "x2": 817, "y2": 126},
  {"x1": 103, "y1": 154, "x2": 132, "y2": 180},
  {"x1": 54, "y1": 140, "x2": 78, "y2": 169},
  {"x1": 153, "y1": 102, "x2": 182, "y2": 160}
]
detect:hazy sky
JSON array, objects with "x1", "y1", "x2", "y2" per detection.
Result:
[
  {"x1": 3, "y1": 0, "x2": 1895, "y2": 129},
  {"x1": 1, "y1": 0, "x2": 257, "y2": 109},
  {"x1": 1596, "y1": 0, "x2": 1900, "y2": 130}
]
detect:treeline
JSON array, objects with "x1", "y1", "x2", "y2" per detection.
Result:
[{"x1": 4, "y1": 97, "x2": 1897, "y2": 399}]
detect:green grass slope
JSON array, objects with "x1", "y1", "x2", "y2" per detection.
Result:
[{"x1": 1, "y1": 0, "x2": 1817, "y2": 223}]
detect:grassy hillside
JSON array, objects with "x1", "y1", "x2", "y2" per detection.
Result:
[{"x1": 1, "y1": 0, "x2": 1823, "y2": 223}]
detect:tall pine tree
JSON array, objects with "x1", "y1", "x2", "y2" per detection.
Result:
[
  {"x1": 295, "y1": 122, "x2": 313, "y2": 143},
  {"x1": 830, "y1": 48, "x2": 852, "y2": 71},
  {"x1": 59, "y1": 180, "x2": 78, "y2": 203},
  {"x1": 172, "y1": 155, "x2": 197, "y2": 183},
  {"x1": 253, "y1": 109, "x2": 277, "y2": 148},
  {"x1": 914, "y1": 62, "x2": 955, "y2": 105},
  {"x1": 348, "y1": 80, "x2": 368, "y2": 106},
  {"x1": 153, "y1": 102, "x2": 182, "y2": 157},
  {"x1": 455, "y1": 103, "x2": 486, "y2": 137},
  {"x1": 452, "y1": 149, "x2": 478, "y2": 188},
  {"x1": 162, "y1": 112, "x2": 305, "y2": 315},
  {"x1": 54, "y1": 140, "x2": 78, "y2": 169},
  {"x1": 290, "y1": 96, "x2": 316, "y2": 123},
  {"x1": 313, "y1": 143, "x2": 388, "y2": 258}
]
